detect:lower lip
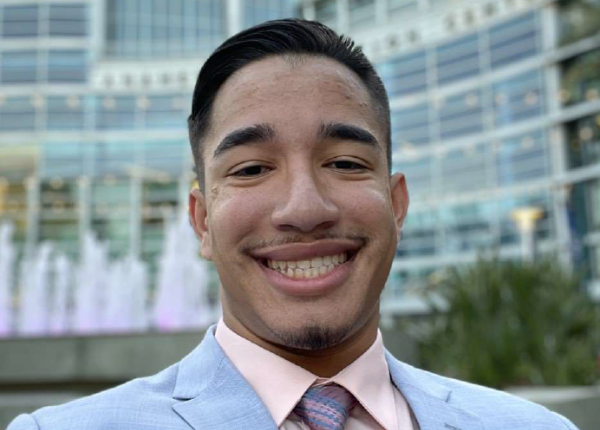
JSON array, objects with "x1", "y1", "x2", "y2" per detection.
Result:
[{"x1": 258, "y1": 259, "x2": 353, "y2": 297}]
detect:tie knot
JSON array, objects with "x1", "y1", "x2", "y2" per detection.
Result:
[{"x1": 293, "y1": 383, "x2": 358, "y2": 430}]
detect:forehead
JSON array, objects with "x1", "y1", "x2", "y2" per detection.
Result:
[{"x1": 206, "y1": 55, "x2": 381, "y2": 145}]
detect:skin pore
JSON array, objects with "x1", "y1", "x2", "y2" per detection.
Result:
[{"x1": 189, "y1": 55, "x2": 409, "y2": 377}]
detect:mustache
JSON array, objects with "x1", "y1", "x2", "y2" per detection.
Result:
[{"x1": 241, "y1": 231, "x2": 370, "y2": 254}]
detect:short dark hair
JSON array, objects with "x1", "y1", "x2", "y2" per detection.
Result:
[{"x1": 188, "y1": 18, "x2": 391, "y2": 191}]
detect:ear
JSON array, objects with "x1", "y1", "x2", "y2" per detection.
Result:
[
  {"x1": 189, "y1": 188, "x2": 213, "y2": 260},
  {"x1": 389, "y1": 172, "x2": 409, "y2": 240}
]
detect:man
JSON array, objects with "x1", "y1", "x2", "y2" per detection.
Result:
[{"x1": 9, "y1": 19, "x2": 578, "y2": 430}]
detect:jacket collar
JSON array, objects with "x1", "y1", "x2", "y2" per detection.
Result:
[
  {"x1": 172, "y1": 325, "x2": 278, "y2": 430},
  {"x1": 385, "y1": 351, "x2": 483, "y2": 430},
  {"x1": 171, "y1": 325, "x2": 482, "y2": 430}
]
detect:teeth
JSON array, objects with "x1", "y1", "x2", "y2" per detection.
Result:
[{"x1": 266, "y1": 252, "x2": 350, "y2": 279}]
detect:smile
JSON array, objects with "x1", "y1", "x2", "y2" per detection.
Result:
[{"x1": 265, "y1": 252, "x2": 349, "y2": 279}]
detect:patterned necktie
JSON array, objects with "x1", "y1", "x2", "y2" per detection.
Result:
[{"x1": 293, "y1": 383, "x2": 358, "y2": 430}]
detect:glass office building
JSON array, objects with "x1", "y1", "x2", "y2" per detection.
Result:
[{"x1": 0, "y1": 0, "x2": 599, "y2": 315}]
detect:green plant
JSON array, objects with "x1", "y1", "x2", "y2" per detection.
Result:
[{"x1": 415, "y1": 257, "x2": 600, "y2": 389}]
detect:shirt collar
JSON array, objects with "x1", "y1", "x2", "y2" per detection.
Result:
[{"x1": 215, "y1": 319, "x2": 398, "y2": 430}]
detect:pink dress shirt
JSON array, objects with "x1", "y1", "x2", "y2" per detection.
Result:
[{"x1": 215, "y1": 319, "x2": 415, "y2": 430}]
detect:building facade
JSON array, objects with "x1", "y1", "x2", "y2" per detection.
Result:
[{"x1": 0, "y1": 0, "x2": 598, "y2": 316}]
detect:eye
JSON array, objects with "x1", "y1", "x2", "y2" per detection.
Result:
[
  {"x1": 328, "y1": 160, "x2": 367, "y2": 171},
  {"x1": 231, "y1": 164, "x2": 272, "y2": 178}
]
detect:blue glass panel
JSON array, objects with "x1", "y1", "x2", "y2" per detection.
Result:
[
  {"x1": 48, "y1": 50, "x2": 88, "y2": 82},
  {"x1": 377, "y1": 50, "x2": 427, "y2": 97},
  {"x1": 46, "y1": 96, "x2": 86, "y2": 130},
  {"x1": 1, "y1": 51, "x2": 38, "y2": 83},
  {"x1": 244, "y1": 0, "x2": 299, "y2": 29},
  {"x1": 0, "y1": 97, "x2": 36, "y2": 131},
  {"x1": 436, "y1": 33, "x2": 480, "y2": 86},
  {"x1": 143, "y1": 140, "x2": 187, "y2": 174},
  {"x1": 397, "y1": 209, "x2": 438, "y2": 257},
  {"x1": 493, "y1": 70, "x2": 544, "y2": 126},
  {"x1": 438, "y1": 89, "x2": 484, "y2": 139},
  {"x1": 2, "y1": 5, "x2": 38, "y2": 38},
  {"x1": 42, "y1": 141, "x2": 86, "y2": 178},
  {"x1": 391, "y1": 103, "x2": 431, "y2": 149},
  {"x1": 441, "y1": 201, "x2": 497, "y2": 252},
  {"x1": 489, "y1": 12, "x2": 540, "y2": 70},
  {"x1": 49, "y1": 4, "x2": 88, "y2": 37},
  {"x1": 496, "y1": 131, "x2": 548, "y2": 186},
  {"x1": 92, "y1": 141, "x2": 138, "y2": 176},
  {"x1": 142, "y1": 95, "x2": 188, "y2": 129},
  {"x1": 96, "y1": 96, "x2": 137, "y2": 129},
  {"x1": 393, "y1": 156, "x2": 432, "y2": 194},
  {"x1": 441, "y1": 144, "x2": 488, "y2": 193}
]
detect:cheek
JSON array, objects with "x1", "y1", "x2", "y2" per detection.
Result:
[
  {"x1": 209, "y1": 188, "x2": 272, "y2": 244},
  {"x1": 337, "y1": 183, "x2": 394, "y2": 227}
]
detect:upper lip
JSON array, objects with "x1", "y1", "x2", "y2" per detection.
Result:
[{"x1": 249, "y1": 240, "x2": 362, "y2": 262}]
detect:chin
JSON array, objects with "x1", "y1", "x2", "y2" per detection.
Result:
[{"x1": 265, "y1": 317, "x2": 358, "y2": 351}]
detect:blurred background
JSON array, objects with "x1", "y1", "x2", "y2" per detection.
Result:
[{"x1": 0, "y1": 0, "x2": 599, "y2": 428}]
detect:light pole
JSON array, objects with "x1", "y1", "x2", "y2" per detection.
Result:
[{"x1": 511, "y1": 207, "x2": 543, "y2": 262}]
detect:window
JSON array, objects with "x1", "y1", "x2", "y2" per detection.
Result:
[
  {"x1": 1, "y1": 51, "x2": 38, "y2": 84},
  {"x1": 438, "y1": 89, "x2": 484, "y2": 140},
  {"x1": 488, "y1": 12, "x2": 539, "y2": 70},
  {"x1": 558, "y1": 0, "x2": 600, "y2": 46},
  {"x1": 561, "y1": 49, "x2": 600, "y2": 106},
  {"x1": 46, "y1": 96, "x2": 86, "y2": 130},
  {"x1": 441, "y1": 201, "x2": 497, "y2": 252},
  {"x1": 142, "y1": 95, "x2": 189, "y2": 129},
  {"x1": 48, "y1": 50, "x2": 88, "y2": 83},
  {"x1": 349, "y1": 0, "x2": 375, "y2": 29},
  {"x1": 96, "y1": 96, "x2": 137, "y2": 129},
  {"x1": 142, "y1": 140, "x2": 187, "y2": 174},
  {"x1": 2, "y1": 5, "x2": 38, "y2": 38},
  {"x1": 243, "y1": 0, "x2": 299, "y2": 29},
  {"x1": 566, "y1": 115, "x2": 600, "y2": 169},
  {"x1": 377, "y1": 50, "x2": 427, "y2": 97},
  {"x1": 496, "y1": 131, "x2": 548, "y2": 186},
  {"x1": 105, "y1": 0, "x2": 225, "y2": 58},
  {"x1": 435, "y1": 34, "x2": 480, "y2": 86},
  {"x1": 396, "y1": 209, "x2": 438, "y2": 257},
  {"x1": 42, "y1": 141, "x2": 87, "y2": 178},
  {"x1": 391, "y1": 103, "x2": 431, "y2": 149},
  {"x1": 49, "y1": 4, "x2": 88, "y2": 37},
  {"x1": 393, "y1": 157, "x2": 432, "y2": 195},
  {"x1": 493, "y1": 71, "x2": 544, "y2": 127},
  {"x1": 0, "y1": 97, "x2": 36, "y2": 131},
  {"x1": 315, "y1": 0, "x2": 337, "y2": 26},
  {"x1": 441, "y1": 144, "x2": 488, "y2": 193}
]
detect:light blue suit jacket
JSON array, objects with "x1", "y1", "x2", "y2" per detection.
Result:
[{"x1": 8, "y1": 326, "x2": 578, "y2": 430}]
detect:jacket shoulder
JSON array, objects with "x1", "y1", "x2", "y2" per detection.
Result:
[
  {"x1": 8, "y1": 363, "x2": 183, "y2": 430},
  {"x1": 388, "y1": 358, "x2": 579, "y2": 430}
]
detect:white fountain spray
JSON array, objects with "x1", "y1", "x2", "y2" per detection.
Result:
[
  {"x1": 0, "y1": 223, "x2": 16, "y2": 337},
  {"x1": 18, "y1": 243, "x2": 53, "y2": 336},
  {"x1": 153, "y1": 212, "x2": 213, "y2": 331}
]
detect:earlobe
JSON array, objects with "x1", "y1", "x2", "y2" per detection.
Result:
[
  {"x1": 390, "y1": 172, "x2": 409, "y2": 239},
  {"x1": 189, "y1": 188, "x2": 212, "y2": 260}
]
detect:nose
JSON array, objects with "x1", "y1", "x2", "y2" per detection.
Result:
[{"x1": 271, "y1": 166, "x2": 340, "y2": 233}]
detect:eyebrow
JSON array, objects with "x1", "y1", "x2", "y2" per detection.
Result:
[
  {"x1": 213, "y1": 123, "x2": 275, "y2": 158},
  {"x1": 319, "y1": 122, "x2": 380, "y2": 150}
]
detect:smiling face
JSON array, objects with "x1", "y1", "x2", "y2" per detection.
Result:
[{"x1": 189, "y1": 55, "x2": 408, "y2": 352}]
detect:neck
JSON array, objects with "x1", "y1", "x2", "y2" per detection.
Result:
[{"x1": 223, "y1": 313, "x2": 380, "y2": 378}]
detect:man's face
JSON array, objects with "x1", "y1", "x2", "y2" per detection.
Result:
[{"x1": 190, "y1": 56, "x2": 408, "y2": 350}]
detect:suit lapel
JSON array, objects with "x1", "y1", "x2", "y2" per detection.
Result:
[
  {"x1": 171, "y1": 326, "x2": 278, "y2": 430},
  {"x1": 386, "y1": 352, "x2": 483, "y2": 430}
]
